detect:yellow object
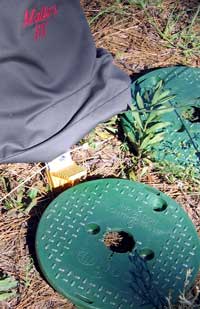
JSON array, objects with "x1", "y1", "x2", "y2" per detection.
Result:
[{"x1": 46, "y1": 151, "x2": 87, "y2": 193}]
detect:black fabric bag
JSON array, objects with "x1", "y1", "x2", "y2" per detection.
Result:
[{"x1": 0, "y1": 0, "x2": 131, "y2": 163}]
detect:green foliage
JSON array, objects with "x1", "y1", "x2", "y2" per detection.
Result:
[
  {"x1": 120, "y1": 141, "x2": 130, "y2": 152},
  {"x1": 154, "y1": 161, "x2": 200, "y2": 185},
  {"x1": 100, "y1": 116, "x2": 118, "y2": 135},
  {"x1": 24, "y1": 259, "x2": 34, "y2": 288},
  {"x1": 89, "y1": 1, "x2": 199, "y2": 58},
  {"x1": 116, "y1": 0, "x2": 146, "y2": 8},
  {"x1": 89, "y1": 3, "x2": 128, "y2": 25},
  {"x1": 146, "y1": 5, "x2": 200, "y2": 57},
  {"x1": 88, "y1": 0, "x2": 164, "y2": 26},
  {"x1": 24, "y1": 188, "x2": 39, "y2": 214},
  {"x1": 0, "y1": 273, "x2": 18, "y2": 301},
  {"x1": 0, "y1": 172, "x2": 45, "y2": 212},
  {"x1": 1, "y1": 185, "x2": 39, "y2": 212},
  {"x1": 121, "y1": 80, "x2": 174, "y2": 158},
  {"x1": 116, "y1": 0, "x2": 163, "y2": 8}
]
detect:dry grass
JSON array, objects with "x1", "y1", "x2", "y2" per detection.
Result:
[
  {"x1": 0, "y1": 210, "x2": 74, "y2": 309},
  {"x1": 82, "y1": 0, "x2": 200, "y2": 74},
  {"x1": 1, "y1": 127, "x2": 199, "y2": 308},
  {"x1": 0, "y1": 0, "x2": 200, "y2": 308},
  {"x1": 104, "y1": 232, "x2": 123, "y2": 248}
]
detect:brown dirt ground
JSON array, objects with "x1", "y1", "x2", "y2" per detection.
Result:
[{"x1": 0, "y1": 1, "x2": 200, "y2": 308}]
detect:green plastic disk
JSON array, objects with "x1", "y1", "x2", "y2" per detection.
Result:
[
  {"x1": 36, "y1": 179, "x2": 200, "y2": 309},
  {"x1": 121, "y1": 66, "x2": 200, "y2": 173}
]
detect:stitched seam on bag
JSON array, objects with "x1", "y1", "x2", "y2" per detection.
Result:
[
  {"x1": 28, "y1": 79, "x2": 92, "y2": 121},
  {"x1": 0, "y1": 86, "x2": 130, "y2": 162}
]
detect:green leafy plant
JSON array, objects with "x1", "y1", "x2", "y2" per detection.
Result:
[
  {"x1": 154, "y1": 161, "x2": 200, "y2": 185},
  {"x1": 121, "y1": 80, "x2": 175, "y2": 159},
  {"x1": 24, "y1": 258, "x2": 34, "y2": 288},
  {"x1": 0, "y1": 272, "x2": 18, "y2": 301}
]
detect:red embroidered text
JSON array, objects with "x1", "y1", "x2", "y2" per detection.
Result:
[{"x1": 23, "y1": 5, "x2": 58, "y2": 41}]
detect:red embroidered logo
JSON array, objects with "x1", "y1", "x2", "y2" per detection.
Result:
[{"x1": 23, "y1": 5, "x2": 58, "y2": 41}]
